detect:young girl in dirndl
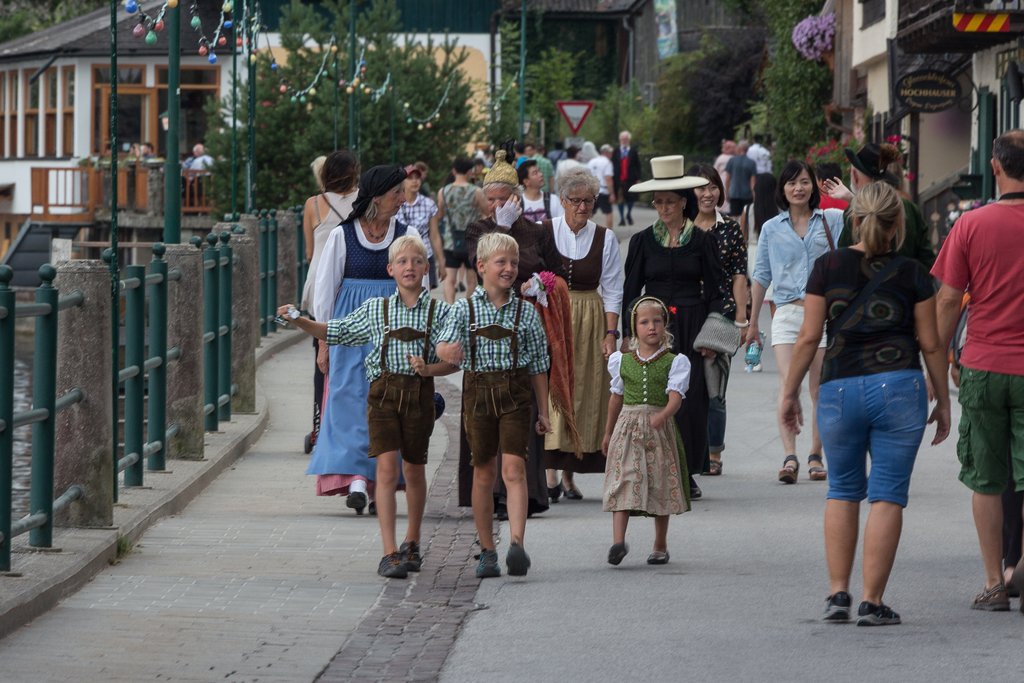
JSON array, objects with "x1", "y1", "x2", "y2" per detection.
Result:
[{"x1": 602, "y1": 296, "x2": 691, "y2": 566}]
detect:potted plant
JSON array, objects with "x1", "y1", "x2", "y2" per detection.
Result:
[{"x1": 792, "y1": 13, "x2": 836, "y2": 68}]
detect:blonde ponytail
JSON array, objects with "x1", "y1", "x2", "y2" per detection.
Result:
[{"x1": 851, "y1": 181, "x2": 904, "y2": 258}]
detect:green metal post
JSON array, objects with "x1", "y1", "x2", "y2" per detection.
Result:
[
  {"x1": 29, "y1": 265, "x2": 58, "y2": 547},
  {"x1": 390, "y1": 86, "x2": 396, "y2": 163},
  {"x1": 123, "y1": 264, "x2": 145, "y2": 488},
  {"x1": 268, "y1": 209, "x2": 278, "y2": 333},
  {"x1": 218, "y1": 232, "x2": 232, "y2": 422},
  {"x1": 348, "y1": 0, "x2": 356, "y2": 149},
  {"x1": 147, "y1": 245, "x2": 168, "y2": 472},
  {"x1": 108, "y1": 0, "x2": 121, "y2": 505},
  {"x1": 518, "y1": 0, "x2": 526, "y2": 138},
  {"x1": 295, "y1": 207, "x2": 306, "y2": 302},
  {"x1": 0, "y1": 266, "x2": 14, "y2": 570},
  {"x1": 246, "y1": 0, "x2": 257, "y2": 213},
  {"x1": 164, "y1": 3, "x2": 181, "y2": 243},
  {"x1": 203, "y1": 234, "x2": 220, "y2": 431},
  {"x1": 231, "y1": 13, "x2": 239, "y2": 217},
  {"x1": 333, "y1": 52, "x2": 340, "y2": 151},
  {"x1": 259, "y1": 210, "x2": 269, "y2": 336}
]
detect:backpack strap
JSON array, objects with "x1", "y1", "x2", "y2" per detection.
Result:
[
  {"x1": 423, "y1": 298, "x2": 436, "y2": 360},
  {"x1": 510, "y1": 297, "x2": 524, "y2": 370},
  {"x1": 380, "y1": 297, "x2": 391, "y2": 372}
]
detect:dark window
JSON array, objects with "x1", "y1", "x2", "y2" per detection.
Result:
[{"x1": 861, "y1": 0, "x2": 885, "y2": 29}]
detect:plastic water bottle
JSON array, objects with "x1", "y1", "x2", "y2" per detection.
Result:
[{"x1": 744, "y1": 333, "x2": 766, "y2": 373}]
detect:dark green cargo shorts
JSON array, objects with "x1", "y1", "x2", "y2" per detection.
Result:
[{"x1": 956, "y1": 366, "x2": 1024, "y2": 494}]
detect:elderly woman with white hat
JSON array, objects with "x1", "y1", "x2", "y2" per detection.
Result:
[{"x1": 622, "y1": 155, "x2": 727, "y2": 500}]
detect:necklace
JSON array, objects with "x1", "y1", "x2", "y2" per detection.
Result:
[{"x1": 363, "y1": 223, "x2": 388, "y2": 241}]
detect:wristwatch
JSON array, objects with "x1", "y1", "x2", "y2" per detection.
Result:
[{"x1": 605, "y1": 329, "x2": 621, "y2": 339}]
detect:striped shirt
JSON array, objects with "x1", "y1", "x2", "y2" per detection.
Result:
[
  {"x1": 437, "y1": 287, "x2": 550, "y2": 375},
  {"x1": 325, "y1": 289, "x2": 450, "y2": 382}
]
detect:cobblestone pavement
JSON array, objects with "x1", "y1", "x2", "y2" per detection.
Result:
[{"x1": 316, "y1": 379, "x2": 482, "y2": 682}]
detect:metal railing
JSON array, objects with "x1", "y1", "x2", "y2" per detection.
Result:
[
  {"x1": 110, "y1": 245, "x2": 183, "y2": 492},
  {"x1": 258, "y1": 209, "x2": 279, "y2": 336},
  {"x1": 199, "y1": 231, "x2": 237, "y2": 429},
  {"x1": 0, "y1": 264, "x2": 86, "y2": 570}
]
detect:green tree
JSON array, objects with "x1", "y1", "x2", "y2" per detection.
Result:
[
  {"x1": 758, "y1": 0, "x2": 833, "y2": 162},
  {"x1": 204, "y1": 0, "x2": 480, "y2": 211}
]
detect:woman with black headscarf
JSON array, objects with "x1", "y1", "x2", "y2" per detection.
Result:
[{"x1": 310, "y1": 165, "x2": 420, "y2": 514}]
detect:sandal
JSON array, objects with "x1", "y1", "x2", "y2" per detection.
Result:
[
  {"x1": 778, "y1": 455, "x2": 799, "y2": 484},
  {"x1": 706, "y1": 458, "x2": 722, "y2": 476},
  {"x1": 807, "y1": 454, "x2": 828, "y2": 481}
]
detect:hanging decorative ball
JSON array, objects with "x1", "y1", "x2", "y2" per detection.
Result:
[
  {"x1": 222, "y1": 1, "x2": 233, "y2": 12},
  {"x1": 363, "y1": 86, "x2": 371, "y2": 94},
  {"x1": 236, "y1": 37, "x2": 242, "y2": 47},
  {"x1": 352, "y1": 77, "x2": 360, "y2": 87},
  {"x1": 291, "y1": 95, "x2": 298, "y2": 103},
  {"x1": 270, "y1": 62, "x2": 278, "y2": 71},
  {"x1": 425, "y1": 121, "x2": 433, "y2": 129},
  {"x1": 338, "y1": 79, "x2": 346, "y2": 87},
  {"x1": 417, "y1": 124, "x2": 424, "y2": 131},
  {"x1": 133, "y1": 23, "x2": 146, "y2": 38},
  {"x1": 208, "y1": 53, "x2": 218, "y2": 64},
  {"x1": 309, "y1": 87, "x2": 317, "y2": 96},
  {"x1": 300, "y1": 95, "x2": 307, "y2": 104},
  {"x1": 218, "y1": 36, "x2": 227, "y2": 46},
  {"x1": 198, "y1": 44, "x2": 208, "y2": 56},
  {"x1": 406, "y1": 118, "x2": 412, "y2": 124},
  {"x1": 223, "y1": 20, "x2": 233, "y2": 30},
  {"x1": 279, "y1": 84, "x2": 287, "y2": 93},
  {"x1": 155, "y1": 20, "x2": 165, "y2": 31},
  {"x1": 403, "y1": 102, "x2": 409, "y2": 109},
  {"x1": 345, "y1": 86, "x2": 354, "y2": 94},
  {"x1": 167, "y1": 0, "x2": 178, "y2": 7},
  {"x1": 145, "y1": 30, "x2": 158, "y2": 45},
  {"x1": 190, "y1": 15, "x2": 201, "y2": 29},
  {"x1": 331, "y1": 45, "x2": 338, "y2": 53},
  {"x1": 126, "y1": 0, "x2": 139, "y2": 14},
  {"x1": 249, "y1": 54, "x2": 257, "y2": 64}
]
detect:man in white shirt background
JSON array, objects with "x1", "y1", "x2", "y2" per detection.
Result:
[
  {"x1": 587, "y1": 144, "x2": 616, "y2": 229},
  {"x1": 746, "y1": 134, "x2": 772, "y2": 174}
]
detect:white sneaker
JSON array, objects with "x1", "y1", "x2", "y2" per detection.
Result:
[{"x1": 752, "y1": 363, "x2": 762, "y2": 373}]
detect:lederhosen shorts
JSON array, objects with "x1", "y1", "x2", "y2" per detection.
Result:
[
  {"x1": 462, "y1": 297, "x2": 533, "y2": 466},
  {"x1": 366, "y1": 298, "x2": 436, "y2": 465}
]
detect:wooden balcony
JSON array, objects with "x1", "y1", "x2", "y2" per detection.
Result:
[
  {"x1": 30, "y1": 164, "x2": 215, "y2": 222},
  {"x1": 898, "y1": 1, "x2": 1024, "y2": 53}
]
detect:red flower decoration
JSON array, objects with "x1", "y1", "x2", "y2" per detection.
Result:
[
  {"x1": 537, "y1": 271, "x2": 557, "y2": 291},
  {"x1": 668, "y1": 306, "x2": 677, "y2": 315}
]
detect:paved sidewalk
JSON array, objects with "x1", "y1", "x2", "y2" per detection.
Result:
[
  {"x1": 0, "y1": 340, "x2": 452, "y2": 682},
  {"x1": 441, "y1": 319, "x2": 1018, "y2": 681}
]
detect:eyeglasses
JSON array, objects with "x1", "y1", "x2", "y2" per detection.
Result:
[
  {"x1": 651, "y1": 199, "x2": 683, "y2": 208},
  {"x1": 565, "y1": 196, "x2": 596, "y2": 207}
]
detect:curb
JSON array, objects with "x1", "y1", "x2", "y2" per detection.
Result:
[{"x1": 0, "y1": 329, "x2": 304, "y2": 640}]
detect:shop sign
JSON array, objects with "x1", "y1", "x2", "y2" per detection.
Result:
[{"x1": 895, "y1": 71, "x2": 961, "y2": 113}]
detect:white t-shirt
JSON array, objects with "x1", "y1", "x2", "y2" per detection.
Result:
[
  {"x1": 587, "y1": 156, "x2": 614, "y2": 195},
  {"x1": 747, "y1": 143, "x2": 772, "y2": 174}
]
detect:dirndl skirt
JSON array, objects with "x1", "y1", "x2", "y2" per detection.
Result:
[{"x1": 602, "y1": 404, "x2": 688, "y2": 516}]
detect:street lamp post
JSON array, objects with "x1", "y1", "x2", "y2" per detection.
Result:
[
  {"x1": 348, "y1": 0, "x2": 357, "y2": 149},
  {"x1": 246, "y1": 0, "x2": 256, "y2": 212},
  {"x1": 108, "y1": 0, "x2": 120, "y2": 502},
  {"x1": 164, "y1": 2, "x2": 181, "y2": 243},
  {"x1": 518, "y1": 0, "x2": 526, "y2": 138},
  {"x1": 231, "y1": 11, "x2": 239, "y2": 217}
]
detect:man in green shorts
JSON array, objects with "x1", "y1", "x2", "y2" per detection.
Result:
[{"x1": 934, "y1": 129, "x2": 1024, "y2": 613}]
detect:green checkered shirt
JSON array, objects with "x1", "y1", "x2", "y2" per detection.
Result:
[
  {"x1": 437, "y1": 286, "x2": 550, "y2": 375},
  {"x1": 325, "y1": 289, "x2": 450, "y2": 382}
]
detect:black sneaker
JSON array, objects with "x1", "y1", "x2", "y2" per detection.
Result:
[
  {"x1": 856, "y1": 601, "x2": 901, "y2": 626},
  {"x1": 506, "y1": 542, "x2": 531, "y2": 576},
  {"x1": 377, "y1": 552, "x2": 408, "y2": 579},
  {"x1": 823, "y1": 591, "x2": 851, "y2": 622},
  {"x1": 476, "y1": 548, "x2": 501, "y2": 578},
  {"x1": 399, "y1": 540, "x2": 421, "y2": 572}
]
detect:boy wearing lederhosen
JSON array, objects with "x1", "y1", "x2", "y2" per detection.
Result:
[
  {"x1": 277, "y1": 235, "x2": 455, "y2": 579},
  {"x1": 436, "y1": 232, "x2": 552, "y2": 579}
]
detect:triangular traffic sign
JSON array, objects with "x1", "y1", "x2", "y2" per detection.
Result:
[{"x1": 556, "y1": 101, "x2": 594, "y2": 135}]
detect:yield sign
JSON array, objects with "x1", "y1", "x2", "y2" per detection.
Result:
[{"x1": 556, "y1": 101, "x2": 594, "y2": 134}]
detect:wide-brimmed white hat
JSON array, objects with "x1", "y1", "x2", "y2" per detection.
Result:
[{"x1": 629, "y1": 155, "x2": 709, "y2": 193}]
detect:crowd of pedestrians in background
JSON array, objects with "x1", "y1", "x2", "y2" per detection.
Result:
[{"x1": 280, "y1": 127, "x2": 1024, "y2": 628}]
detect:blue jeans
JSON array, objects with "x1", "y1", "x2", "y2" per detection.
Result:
[{"x1": 817, "y1": 369, "x2": 927, "y2": 507}]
